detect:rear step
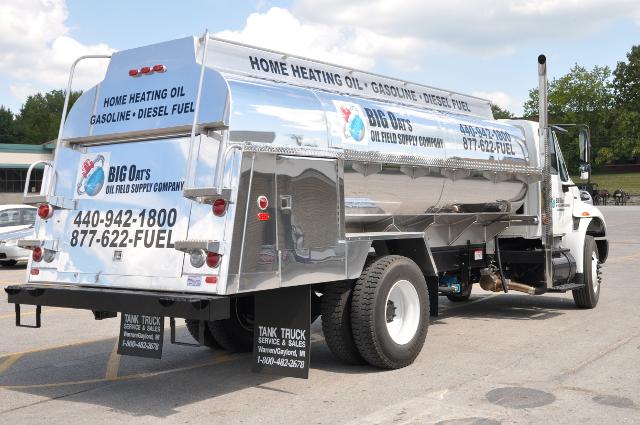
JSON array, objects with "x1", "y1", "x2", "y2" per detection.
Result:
[{"x1": 546, "y1": 283, "x2": 585, "y2": 293}]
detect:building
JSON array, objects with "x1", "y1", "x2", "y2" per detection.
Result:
[{"x1": 0, "y1": 143, "x2": 55, "y2": 204}]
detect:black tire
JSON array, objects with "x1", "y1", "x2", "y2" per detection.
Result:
[
  {"x1": 207, "y1": 297, "x2": 254, "y2": 352},
  {"x1": 184, "y1": 319, "x2": 219, "y2": 348},
  {"x1": 573, "y1": 235, "x2": 601, "y2": 308},
  {"x1": 0, "y1": 260, "x2": 17, "y2": 267},
  {"x1": 351, "y1": 255, "x2": 430, "y2": 369},
  {"x1": 446, "y1": 283, "x2": 472, "y2": 302},
  {"x1": 321, "y1": 281, "x2": 364, "y2": 365}
]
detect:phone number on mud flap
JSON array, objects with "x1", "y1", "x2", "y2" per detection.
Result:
[
  {"x1": 69, "y1": 208, "x2": 177, "y2": 248},
  {"x1": 121, "y1": 340, "x2": 160, "y2": 351},
  {"x1": 256, "y1": 356, "x2": 306, "y2": 368}
]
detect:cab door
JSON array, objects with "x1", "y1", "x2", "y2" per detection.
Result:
[{"x1": 550, "y1": 132, "x2": 575, "y2": 236}]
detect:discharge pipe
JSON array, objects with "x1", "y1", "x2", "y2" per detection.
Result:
[{"x1": 479, "y1": 268, "x2": 546, "y2": 296}]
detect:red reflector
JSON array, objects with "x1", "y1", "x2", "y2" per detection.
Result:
[
  {"x1": 206, "y1": 252, "x2": 221, "y2": 268},
  {"x1": 152, "y1": 64, "x2": 166, "y2": 73},
  {"x1": 205, "y1": 276, "x2": 218, "y2": 284},
  {"x1": 31, "y1": 268, "x2": 40, "y2": 275},
  {"x1": 32, "y1": 247, "x2": 43, "y2": 262},
  {"x1": 38, "y1": 203, "x2": 53, "y2": 220},
  {"x1": 257, "y1": 195, "x2": 269, "y2": 210},
  {"x1": 128, "y1": 68, "x2": 140, "y2": 77},
  {"x1": 257, "y1": 212, "x2": 270, "y2": 221},
  {"x1": 140, "y1": 66, "x2": 152, "y2": 74},
  {"x1": 212, "y1": 198, "x2": 227, "y2": 217}
]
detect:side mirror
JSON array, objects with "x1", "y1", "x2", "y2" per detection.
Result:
[
  {"x1": 578, "y1": 129, "x2": 590, "y2": 181},
  {"x1": 579, "y1": 163, "x2": 591, "y2": 181}
]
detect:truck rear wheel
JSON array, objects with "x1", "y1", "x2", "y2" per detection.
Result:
[
  {"x1": 351, "y1": 255, "x2": 430, "y2": 369},
  {"x1": 185, "y1": 319, "x2": 219, "y2": 348},
  {"x1": 321, "y1": 281, "x2": 364, "y2": 364},
  {"x1": 573, "y1": 236, "x2": 601, "y2": 309},
  {"x1": 207, "y1": 296, "x2": 254, "y2": 352}
]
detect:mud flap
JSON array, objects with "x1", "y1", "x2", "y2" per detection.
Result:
[{"x1": 252, "y1": 286, "x2": 311, "y2": 379}]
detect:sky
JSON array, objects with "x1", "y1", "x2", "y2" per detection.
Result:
[{"x1": 0, "y1": 0, "x2": 639, "y2": 116}]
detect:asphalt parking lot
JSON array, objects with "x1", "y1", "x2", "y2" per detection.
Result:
[{"x1": 0, "y1": 206, "x2": 638, "y2": 424}]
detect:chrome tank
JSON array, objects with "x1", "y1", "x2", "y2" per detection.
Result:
[{"x1": 225, "y1": 76, "x2": 533, "y2": 221}]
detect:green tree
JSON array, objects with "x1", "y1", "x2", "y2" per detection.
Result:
[
  {"x1": 613, "y1": 45, "x2": 640, "y2": 111},
  {"x1": 0, "y1": 106, "x2": 18, "y2": 144},
  {"x1": 14, "y1": 89, "x2": 82, "y2": 144},
  {"x1": 522, "y1": 64, "x2": 614, "y2": 170},
  {"x1": 490, "y1": 103, "x2": 514, "y2": 119}
]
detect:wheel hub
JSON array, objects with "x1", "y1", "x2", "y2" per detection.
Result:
[
  {"x1": 384, "y1": 280, "x2": 421, "y2": 345},
  {"x1": 386, "y1": 300, "x2": 397, "y2": 323}
]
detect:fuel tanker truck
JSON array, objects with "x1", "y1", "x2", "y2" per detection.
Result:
[{"x1": 6, "y1": 33, "x2": 608, "y2": 377}]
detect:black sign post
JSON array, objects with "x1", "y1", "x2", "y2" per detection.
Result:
[
  {"x1": 117, "y1": 313, "x2": 164, "y2": 359},
  {"x1": 253, "y1": 286, "x2": 311, "y2": 379}
]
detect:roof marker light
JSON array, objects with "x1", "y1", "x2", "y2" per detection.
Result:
[
  {"x1": 140, "y1": 66, "x2": 152, "y2": 75},
  {"x1": 153, "y1": 64, "x2": 166, "y2": 73},
  {"x1": 128, "y1": 68, "x2": 140, "y2": 77}
]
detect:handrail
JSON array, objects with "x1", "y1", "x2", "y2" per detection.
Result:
[
  {"x1": 55, "y1": 54, "x2": 111, "y2": 161},
  {"x1": 22, "y1": 161, "x2": 53, "y2": 198},
  {"x1": 26, "y1": 54, "x2": 111, "y2": 207},
  {"x1": 184, "y1": 30, "x2": 211, "y2": 190}
]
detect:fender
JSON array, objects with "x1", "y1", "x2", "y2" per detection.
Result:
[{"x1": 564, "y1": 201, "x2": 608, "y2": 273}]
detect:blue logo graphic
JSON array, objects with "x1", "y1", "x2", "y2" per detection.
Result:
[
  {"x1": 340, "y1": 105, "x2": 366, "y2": 142},
  {"x1": 77, "y1": 154, "x2": 106, "y2": 196}
]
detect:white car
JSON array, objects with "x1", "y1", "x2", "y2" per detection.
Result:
[{"x1": 0, "y1": 205, "x2": 37, "y2": 267}]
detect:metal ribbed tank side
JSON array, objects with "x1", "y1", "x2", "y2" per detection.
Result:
[{"x1": 225, "y1": 76, "x2": 534, "y2": 219}]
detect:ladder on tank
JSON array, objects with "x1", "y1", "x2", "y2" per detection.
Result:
[
  {"x1": 181, "y1": 31, "x2": 239, "y2": 206},
  {"x1": 22, "y1": 54, "x2": 112, "y2": 210}
]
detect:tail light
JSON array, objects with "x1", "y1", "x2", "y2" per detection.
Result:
[
  {"x1": 190, "y1": 249, "x2": 206, "y2": 268},
  {"x1": 32, "y1": 247, "x2": 43, "y2": 262},
  {"x1": 206, "y1": 252, "x2": 221, "y2": 268},
  {"x1": 38, "y1": 203, "x2": 53, "y2": 220},
  {"x1": 212, "y1": 199, "x2": 227, "y2": 217},
  {"x1": 257, "y1": 212, "x2": 270, "y2": 221},
  {"x1": 257, "y1": 195, "x2": 269, "y2": 210}
]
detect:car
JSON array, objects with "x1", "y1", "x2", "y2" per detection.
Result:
[{"x1": 0, "y1": 205, "x2": 37, "y2": 267}]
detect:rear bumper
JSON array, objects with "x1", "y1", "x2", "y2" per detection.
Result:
[{"x1": 5, "y1": 283, "x2": 230, "y2": 321}]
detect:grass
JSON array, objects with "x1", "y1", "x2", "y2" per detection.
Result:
[{"x1": 572, "y1": 172, "x2": 640, "y2": 195}]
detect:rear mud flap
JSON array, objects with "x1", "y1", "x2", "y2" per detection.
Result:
[{"x1": 252, "y1": 286, "x2": 311, "y2": 379}]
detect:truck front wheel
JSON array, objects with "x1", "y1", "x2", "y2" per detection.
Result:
[
  {"x1": 572, "y1": 235, "x2": 601, "y2": 309},
  {"x1": 351, "y1": 255, "x2": 430, "y2": 369}
]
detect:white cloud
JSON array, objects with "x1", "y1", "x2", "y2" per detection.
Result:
[
  {"x1": 214, "y1": 7, "x2": 422, "y2": 71},
  {"x1": 293, "y1": 0, "x2": 640, "y2": 55},
  {"x1": 472, "y1": 90, "x2": 518, "y2": 112},
  {"x1": 0, "y1": 0, "x2": 114, "y2": 107}
]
